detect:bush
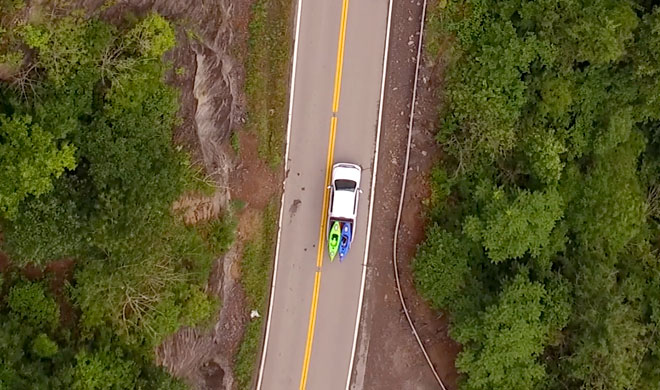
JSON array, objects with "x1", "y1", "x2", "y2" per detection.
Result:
[
  {"x1": 204, "y1": 214, "x2": 237, "y2": 255},
  {"x1": 414, "y1": 227, "x2": 470, "y2": 309},
  {"x1": 180, "y1": 287, "x2": 219, "y2": 328},
  {"x1": 0, "y1": 114, "x2": 76, "y2": 219},
  {"x1": 234, "y1": 318, "x2": 262, "y2": 390},
  {"x1": 72, "y1": 348, "x2": 139, "y2": 390},
  {"x1": 31, "y1": 333, "x2": 59, "y2": 358},
  {"x1": 7, "y1": 282, "x2": 59, "y2": 331}
]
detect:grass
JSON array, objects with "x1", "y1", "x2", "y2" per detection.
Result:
[
  {"x1": 245, "y1": 0, "x2": 292, "y2": 168},
  {"x1": 234, "y1": 200, "x2": 277, "y2": 390},
  {"x1": 234, "y1": 317, "x2": 263, "y2": 390},
  {"x1": 232, "y1": 0, "x2": 292, "y2": 384},
  {"x1": 231, "y1": 131, "x2": 241, "y2": 155},
  {"x1": 231, "y1": 198, "x2": 247, "y2": 213},
  {"x1": 241, "y1": 201, "x2": 276, "y2": 310},
  {"x1": 205, "y1": 214, "x2": 237, "y2": 256}
]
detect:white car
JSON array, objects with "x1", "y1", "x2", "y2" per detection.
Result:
[{"x1": 328, "y1": 162, "x2": 362, "y2": 233}]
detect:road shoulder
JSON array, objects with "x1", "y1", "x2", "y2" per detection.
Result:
[{"x1": 351, "y1": 1, "x2": 460, "y2": 389}]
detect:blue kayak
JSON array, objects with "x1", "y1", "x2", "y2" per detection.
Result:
[{"x1": 338, "y1": 222, "x2": 352, "y2": 262}]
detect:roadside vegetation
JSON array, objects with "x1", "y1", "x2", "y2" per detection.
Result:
[
  {"x1": 416, "y1": 1, "x2": 660, "y2": 389},
  {"x1": 244, "y1": 0, "x2": 292, "y2": 167},
  {"x1": 232, "y1": 0, "x2": 292, "y2": 387},
  {"x1": 234, "y1": 201, "x2": 277, "y2": 390},
  {"x1": 0, "y1": 7, "x2": 233, "y2": 388}
]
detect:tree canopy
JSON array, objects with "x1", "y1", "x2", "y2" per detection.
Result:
[
  {"x1": 418, "y1": 1, "x2": 660, "y2": 389},
  {"x1": 0, "y1": 9, "x2": 232, "y2": 389}
]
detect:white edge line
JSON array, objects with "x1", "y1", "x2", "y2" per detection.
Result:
[
  {"x1": 344, "y1": 0, "x2": 394, "y2": 388},
  {"x1": 256, "y1": 0, "x2": 304, "y2": 387}
]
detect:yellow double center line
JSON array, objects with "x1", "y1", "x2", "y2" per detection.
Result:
[{"x1": 299, "y1": 0, "x2": 350, "y2": 388}]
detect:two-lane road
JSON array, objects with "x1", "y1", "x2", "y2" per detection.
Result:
[{"x1": 257, "y1": 0, "x2": 389, "y2": 388}]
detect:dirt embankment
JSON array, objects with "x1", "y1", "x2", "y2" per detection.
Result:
[
  {"x1": 352, "y1": 1, "x2": 460, "y2": 389},
  {"x1": 78, "y1": 0, "x2": 248, "y2": 173}
]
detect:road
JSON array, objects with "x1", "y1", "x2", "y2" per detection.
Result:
[{"x1": 256, "y1": 0, "x2": 390, "y2": 389}]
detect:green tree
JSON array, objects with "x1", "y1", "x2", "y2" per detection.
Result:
[
  {"x1": 72, "y1": 348, "x2": 139, "y2": 390},
  {"x1": 2, "y1": 177, "x2": 89, "y2": 264},
  {"x1": 7, "y1": 281, "x2": 59, "y2": 330},
  {"x1": 522, "y1": 129, "x2": 566, "y2": 184},
  {"x1": 558, "y1": 250, "x2": 648, "y2": 390},
  {"x1": 420, "y1": 1, "x2": 660, "y2": 389},
  {"x1": 124, "y1": 13, "x2": 176, "y2": 58},
  {"x1": 0, "y1": 114, "x2": 75, "y2": 219},
  {"x1": 72, "y1": 224, "x2": 214, "y2": 346},
  {"x1": 21, "y1": 16, "x2": 113, "y2": 87},
  {"x1": 0, "y1": 10, "x2": 231, "y2": 390},
  {"x1": 31, "y1": 333, "x2": 59, "y2": 358},
  {"x1": 0, "y1": 316, "x2": 67, "y2": 389},
  {"x1": 564, "y1": 134, "x2": 646, "y2": 256},
  {"x1": 414, "y1": 227, "x2": 471, "y2": 309},
  {"x1": 633, "y1": 8, "x2": 660, "y2": 122},
  {"x1": 453, "y1": 271, "x2": 570, "y2": 390},
  {"x1": 463, "y1": 186, "x2": 564, "y2": 263},
  {"x1": 555, "y1": 0, "x2": 638, "y2": 65}
]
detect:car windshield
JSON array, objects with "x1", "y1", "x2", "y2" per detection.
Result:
[{"x1": 334, "y1": 179, "x2": 356, "y2": 191}]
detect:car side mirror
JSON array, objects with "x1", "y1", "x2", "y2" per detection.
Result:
[
  {"x1": 327, "y1": 185, "x2": 332, "y2": 189},
  {"x1": 359, "y1": 188, "x2": 363, "y2": 193}
]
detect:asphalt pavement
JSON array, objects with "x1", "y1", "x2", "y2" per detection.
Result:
[{"x1": 257, "y1": 0, "x2": 389, "y2": 388}]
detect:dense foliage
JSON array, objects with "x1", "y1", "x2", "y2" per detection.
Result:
[
  {"x1": 0, "y1": 10, "x2": 231, "y2": 389},
  {"x1": 0, "y1": 278, "x2": 186, "y2": 390},
  {"x1": 417, "y1": 1, "x2": 660, "y2": 389}
]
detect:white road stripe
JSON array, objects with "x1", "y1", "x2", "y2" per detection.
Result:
[{"x1": 256, "y1": 0, "x2": 305, "y2": 387}]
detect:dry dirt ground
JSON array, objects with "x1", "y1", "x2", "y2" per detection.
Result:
[{"x1": 352, "y1": 1, "x2": 461, "y2": 389}]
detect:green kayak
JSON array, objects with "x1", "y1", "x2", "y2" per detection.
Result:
[{"x1": 328, "y1": 221, "x2": 341, "y2": 262}]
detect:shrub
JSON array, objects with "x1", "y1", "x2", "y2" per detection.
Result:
[
  {"x1": 7, "y1": 282, "x2": 59, "y2": 330},
  {"x1": 31, "y1": 333, "x2": 59, "y2": 358}
]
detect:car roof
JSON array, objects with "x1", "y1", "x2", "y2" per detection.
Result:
[{"x1": 331, "y1": 189, "x2": 356, "y2": 219}]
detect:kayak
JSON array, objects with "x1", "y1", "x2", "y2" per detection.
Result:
[
  {"x1": 328, "y1": 221, "x2": 341, "y2": 262},
  {"x1": 338, "y1": 222, "x2": 352, "y2": 262}
]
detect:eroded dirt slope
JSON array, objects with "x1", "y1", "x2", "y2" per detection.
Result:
[{"x1": 77, "y1": 0, "x2": 249, "y2": 172}]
